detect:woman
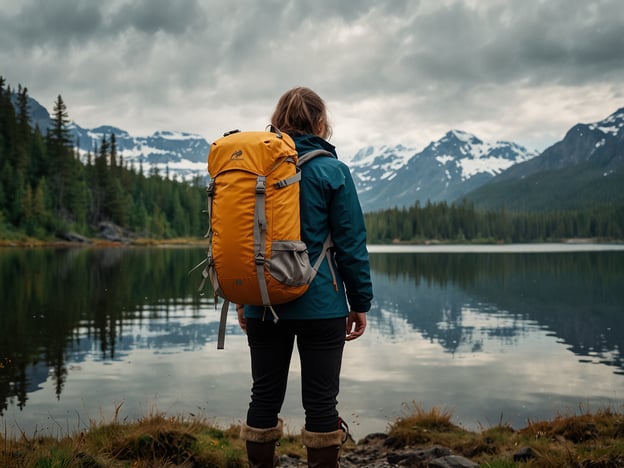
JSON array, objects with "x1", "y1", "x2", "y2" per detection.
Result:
[{"x1": 238, "y1": 87, "x2": 373, "y2": 468}]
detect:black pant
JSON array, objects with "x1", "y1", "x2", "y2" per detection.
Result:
[{"x1": 245, "y1": 317, "x2": 346, "y2": 433}]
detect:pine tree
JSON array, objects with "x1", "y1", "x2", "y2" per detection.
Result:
[
  {"x1": 0, "y1": 77, "x2": 8, "y2": 167},
  {"x1": 46, "y1": 95, "x2": 75, "y2": 218},
  {"x1": 110, "y1": 133, "x2": 117, "y2": 172},
  {"x1": 14, "y1": 85, "x2": 31, "y2": 174}
]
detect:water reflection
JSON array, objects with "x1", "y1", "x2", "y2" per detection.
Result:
[
  {"x1": 1, "y1": 247, "x2": 623, "y2": 436},
  {"x1": 368, "y1": 252, "x2": 624, "y2": 372},
  {"x1": 0, "y1": 247, "x2": 215, "y2": 414}
]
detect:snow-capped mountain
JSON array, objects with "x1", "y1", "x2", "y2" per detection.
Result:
[
  {"x1": 349, "y1": 131, "x2": 537, "y2": 212},
  {"x1": 19, "y1": 95, "x2": 211, "y2": 182},
  {"x1": 494, "y1": 107, "x2": 624, "y2": 180},
  {"x1": 465, "y1": 107, "x2": 624, "y2": 211},
  {"x1": 71, "y1": 124, "x2": 210, "y2": 181}
]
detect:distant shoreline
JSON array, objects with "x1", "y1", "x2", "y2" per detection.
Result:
[
  {"x1": 2, "y1": 237, "x2": 624, "y2": 251},
  {"x1": 0, "y1": 237, "x2": 207, "y2": 248},
  {"x1": 368, "y1": 241, "x2": 624, "y2": 253}
]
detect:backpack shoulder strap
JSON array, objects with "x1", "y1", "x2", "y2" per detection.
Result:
[
  {"x1": 297, "y1": 149, "x2": 333, "y2": 167},
  {"x1": 297, "y1": 149, "x2": 337, "y2": 289}
]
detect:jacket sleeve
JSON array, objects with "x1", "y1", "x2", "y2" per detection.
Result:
[{"x1": 327, "y1": 161, "x2": 373, "y2": 312}]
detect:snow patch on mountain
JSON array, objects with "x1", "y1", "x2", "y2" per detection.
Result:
[
  {"x1": 351, "y1": 144, "x2": 416, "y2": 167},
  {"x1": 459, "y1": 156, "x2": 517, "y2": 178},
  {"x1": 349, "y1": 144, "x2": 417, "y2": 185},
  {"x1": 588, "y1": 108, "x2": 624, "y2": 135},
  {"x1": 429, "y1": 131, "x2": 536, "y2": 180},
  {"x1": 152, "y1": 130, "x2": 206, "y2": 141}
]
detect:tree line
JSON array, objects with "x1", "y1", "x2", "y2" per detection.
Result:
[
  {"x1": 364, "y1": 199, "x2": 624, "y2": 243},
  {"x1": 0, "y1": 78, "x2": 207, "y2": 240}
]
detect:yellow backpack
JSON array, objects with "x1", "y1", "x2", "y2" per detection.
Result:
[{"x1": 198, "y1": 129, "x2": 333, "y2": 348}]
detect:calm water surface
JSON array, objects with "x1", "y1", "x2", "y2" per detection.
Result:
[{"x1": 1, "y1": 245, "x2": 623, "y2": 439}]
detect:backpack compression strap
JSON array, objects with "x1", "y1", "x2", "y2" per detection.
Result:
[{"x1": 253, "y1": 175, "x2": 280, "y2": 323}]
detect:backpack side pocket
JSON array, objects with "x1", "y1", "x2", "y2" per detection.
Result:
[{"x1": 268, "y1": 240, "x2": 313, "y2": 286}]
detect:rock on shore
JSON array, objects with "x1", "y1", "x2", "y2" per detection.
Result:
[{"x1": 277, "y1": 433, "x2": 480, "y2": 467}]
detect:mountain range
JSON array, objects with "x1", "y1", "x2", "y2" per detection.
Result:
[
  {"x1": 18, "y1": 94, "x2": 624, "y2": 213},
  {"x1": 465, "y1": 108, "x2": 624, "y2": 211},
  {"x1": 18, "y1": 95, "x2": 210, "y2": 181}
]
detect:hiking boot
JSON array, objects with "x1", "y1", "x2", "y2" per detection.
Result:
[
  {"x1": 240, "y1": 419, "x2": 283, "y2": 468},
  {"x1": 302, "y1": 419, "x2": 350, "y2": 468}
]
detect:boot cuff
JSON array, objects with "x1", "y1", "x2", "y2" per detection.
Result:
[
  {"x1": 240, "y1": 419, "x2": 283, "y2": 443},
  {"x1": 302, "y1": 428, "x2": 346, "y2": 448}
]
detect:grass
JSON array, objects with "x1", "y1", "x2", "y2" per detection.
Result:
[
  {"x1": 1, "y1": 405, "x2": 624, "y2": 467},
  {"x1": 2, "y1": 414, "x2": 248, "y2": 468},
  {"x1": 386, "y1": 403, "x2": 624, "y2": 467}
]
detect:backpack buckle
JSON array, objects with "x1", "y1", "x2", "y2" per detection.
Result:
[
  {"x1": 255, "y1": 252, "x2": 265, "y2": 265},
  {"x1": 256, "y1": 178, "x2": 266, "y2": 194}
]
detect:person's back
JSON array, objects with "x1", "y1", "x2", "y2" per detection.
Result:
[{"x1": 237, "y1": 87, "x2": 373, "y2": 468}]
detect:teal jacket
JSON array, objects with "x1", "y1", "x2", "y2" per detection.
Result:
[{"x1": 245, "y1": 134, "x2": 373, "y2": 320}]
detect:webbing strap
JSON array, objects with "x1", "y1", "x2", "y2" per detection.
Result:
[
  {"x1": 325, "y1": 247, "x2": 339, "y2": 292},
  {"x1": 205, "y1": 178, "x2": 215, "y2": 238},
  {"x1": 297, "y1": 149, "x2": 332, "y2": 166},
  {"x1": 254, "y1": 176, "x2": 271, "y2": 307},
  {"x1": 217, "y1": 299, "x2": 230, "y2": 349},
  {"x1": 263, "y1": 305, "x2": 279, "y2": 323},
  {"x1": 200, "y1": 176, "x2": 232, "y2": 349},
  {"x1": 310, "y1": 233, "x2": 334, "y2": 281},
  {"x1": 274, "y1": 168, "x2": 301, "y2": 189},
  {"x1": 190, "y1": 178, "x2": 215, "y2": 290}
]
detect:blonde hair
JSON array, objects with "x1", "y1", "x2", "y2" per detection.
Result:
[{"x1": 271, "y1": 87, "x2": 332, "y2": 140}]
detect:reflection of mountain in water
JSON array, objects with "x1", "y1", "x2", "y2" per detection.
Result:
[{"x1": 369, "y1": 252, "x2": 624, "y2": 373}]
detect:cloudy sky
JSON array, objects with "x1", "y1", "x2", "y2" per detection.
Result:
[{"x1": 2, "y1": 0, "x2": 623, "y2": 158}]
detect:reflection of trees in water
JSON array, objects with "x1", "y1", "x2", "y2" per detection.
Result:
[
  {"x1": 369, "y1": 251, "x2": 624, "y2": 372},
  {"x1": 0, "y1": 247, "x2": 211, "y2": 414},
  {"x1": 2, "y1": 249, "x2": 623, "y2": 413}
]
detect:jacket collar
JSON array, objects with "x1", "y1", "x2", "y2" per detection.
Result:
[{"x1": 292, "y1": 134, "x2": 338, "y2": 159}]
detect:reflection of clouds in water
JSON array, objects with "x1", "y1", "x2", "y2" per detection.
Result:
[
  {"x1": 340, "y1": 302, "x2": 623, "y2": 433},
  {"x1": 71, "y1": 303, "x2": 242, "y2": 362},
  {"x1": 6, "y1": 335, "x2": 255, "y2": 437}
]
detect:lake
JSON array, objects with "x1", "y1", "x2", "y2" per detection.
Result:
[{"x1": 1, "y1": 244, "x2": 623, "y2": 440}]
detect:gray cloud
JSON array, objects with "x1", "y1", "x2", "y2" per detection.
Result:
[
  {"x1": 1, "y1": 0, "x2": 103, "y2": 49},
  {"x1": 111, "y1": 0, "x2": 207, "y2": 35},
  {"x1": 1, "y1": 0, "x2": 623, "y2": 156}
]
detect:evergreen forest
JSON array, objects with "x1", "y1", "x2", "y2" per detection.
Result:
[
  {"x1": 364, "y1": 200, "x2": 624, "y2": 243},
  {"x1": 0, "y1": 78, "x2": 206, "y2": 241},
  {"x1": 1, "y1": 77, "x2": 622, "y2": 244}
]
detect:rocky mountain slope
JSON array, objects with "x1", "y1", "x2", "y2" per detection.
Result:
[{"x1": 464, "y1": 108, "x2": 624, "y2": 211}]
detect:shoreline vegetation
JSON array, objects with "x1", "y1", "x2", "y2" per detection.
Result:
[
  {"x1": 1, "y1": 235, "x2": 623, "y2": 249},
  {"x1": 1, "y1": 405, "x2": 623, "y2": 467}
]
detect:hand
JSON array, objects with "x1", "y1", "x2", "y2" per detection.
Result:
[
  {"x1": 236, "y1": 304, "x2": 247, "y2": 333},
  {"x1": 346, "y1": 311, "x2": 366, "y2": 341}
]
